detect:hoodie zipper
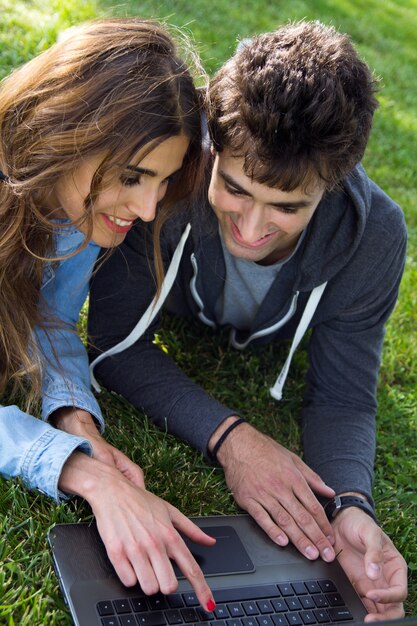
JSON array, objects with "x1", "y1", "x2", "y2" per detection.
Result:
[
  {"x1": 190, "y1": 252, "x2": 300, "y2": 345},
  {"x1": 230, "y1": 291, "x2": 300, "y2": 350}
]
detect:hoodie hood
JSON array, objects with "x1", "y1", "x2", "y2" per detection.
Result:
[{"x1": 295, "y1": 164, "x2": 371, "y2": 291}]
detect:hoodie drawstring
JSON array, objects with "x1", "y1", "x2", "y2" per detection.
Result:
[
  {"x1": 89, "y1": 223, "x2": 191, "y2": 392},
  {"x1": 270, "y1": 281, "x2": 328, "y2": 400}
]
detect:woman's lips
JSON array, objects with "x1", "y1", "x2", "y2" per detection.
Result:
[
  {"x1": 230, "y1": 218, "x2": 277, "y2": 248},
  {"x1": 101, "y1": 213, "x2": 136, "y2": 233}
]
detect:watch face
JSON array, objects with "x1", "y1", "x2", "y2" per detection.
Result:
[{"x1": 324, "y1": 499, "x2": 337, "y2": 521}]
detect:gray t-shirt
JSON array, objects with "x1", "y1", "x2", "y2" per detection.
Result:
[{"x1": 215, "y1": 231, "x2": 305, "y2": 329}]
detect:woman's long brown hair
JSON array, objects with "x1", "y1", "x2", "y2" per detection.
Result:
[{"x1": 0, "y1": 18, "x2": 206, "y2": 409}]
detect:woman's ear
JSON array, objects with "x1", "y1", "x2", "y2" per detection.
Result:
[{"x1": 210, "y1": 143, "x2": 216, "y2": 157}]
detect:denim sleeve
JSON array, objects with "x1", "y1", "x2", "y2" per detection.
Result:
[
  {"x1": 0, "y1": 404, "x2": 92, "y2": 501},
  {"x1": 38, "y1": 242, "x2": 104, "y2": 431}
]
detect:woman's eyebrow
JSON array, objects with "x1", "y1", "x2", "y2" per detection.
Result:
[{"x1": 125, "y1": 164, "x2": 156, "y2": 177}]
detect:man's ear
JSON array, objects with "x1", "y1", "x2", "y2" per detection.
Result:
[{"x1": 210, "y1": 143, "x2": 217, "y2": 157}]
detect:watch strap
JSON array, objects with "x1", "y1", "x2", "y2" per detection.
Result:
[{"x1": 324, "y1": 495, "x2": 378, "y2": 523}]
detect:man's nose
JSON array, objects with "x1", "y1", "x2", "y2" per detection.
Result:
[{"x1": 236, "y1": 206, "x2": 266, "y2": 242}]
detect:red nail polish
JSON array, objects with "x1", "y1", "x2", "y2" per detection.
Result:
[{"x1": 207, "y1": 599, "x2": 216, "y2": 612}]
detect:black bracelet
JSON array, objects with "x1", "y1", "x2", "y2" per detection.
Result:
[{"x1": 210, "y1": 418, "x2": 246, "y2": 464}]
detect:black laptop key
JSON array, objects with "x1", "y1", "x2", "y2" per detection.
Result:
[
  {"x1": 327, "y1": 607, "x2": 353, "y2": 622},
  {"x1": 226, "y1": 619, "x2": 242, "y2": 626},
  {"x1": 215, "y1": 606, "x2": 229, "y2": 619},
  {"x1": 131, "y1": 598, "x2": 148, "y2": 612},
  {"x1": 300, "y1": 611, "x2": 316, "y2": 625},
  {"x1": 291, "y1": 583, "x2": 307, "y2": 596},
  {"x1": 136, "y1": 611, "x2": 167, "y2": 626},
  {"x1": 257, "y1": 616, "x2": 275, "y2": 626},
  {"x1": 198, "y1": 607, "x2": 215, "y2": 621},
  {"x1": 300, "y1": 597, "x2": 315, "y2": 610},
  {"x1": 313, "y1": 611, "x2": 330, "y2": 624},
  {"x1": 242, "y1": 602, "x2": 259, "y2": 615},
  {"x1": 101, "y1": 617, "x2": 120, "y2": 626},
  {"x1": 183, "y1": 592, "x2": 199, "y2": 607},
  {"x1": 229, "y1": 604, "x2": 245, "y2": 617},
  {"x1": 271, "y1": 599, "x2": 286, "y2": 612},
  {"x1": 214, "y1": 586, "x2": 279, "y2": 603},
  {"x1": 272, "y1": 616, "x2": 287, "y2": 626},
  {"x1": 120, "y1": 616, "x2": 136, "y2": 626},
  {"x1": 325, "y1": 594, "x2": 344, "y2": 607},
  {"x1": 305, "y1": 583, "x2": 320, "y2": 594},
  {"x1": 318, "y1": 581, "x2": 336, "y2": 594},
  {"x1": 165, "y1": 609, "x2": 183, "y2": 624},
  {"x1": 168, "y1": 595, "x2": 185, "y2": 609},
  {"x1": 149, "y1": 596, "x2": 169, "y2": 611},
  {"x1": 278, "y1": 584, "x2": 294, "y2": 597},
  {"x1": 242, "y1": 618, "x2": 258, "y2": 626},
  {"x1": 312, "y1": 596, "x2": 328, "y2": 609},
  {"x1": 285, "y1": 599, "x2": 302, "y2": 612},
  {"x1": 285, "y1": 613, "x2": 302, "y2": 626},
  {"x1": 114, "y1": 599, "x2": 132, "y2": 614},
  {"x1": 98, "y1": 601, "x2": 115, "y2": 616},
  {"x1": 181, "y1": 608, "x2": 199, "y2": 622},
  {"x1": 257, "y1": 600, "x2": 273, "y2": 614},
  {"x1": 211, "y1": 621, "x2": 227, "y2": 626}
]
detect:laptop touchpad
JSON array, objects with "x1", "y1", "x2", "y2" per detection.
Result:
[{"x1": 174, "y1": 525, "x2": 255, "y2": 577}]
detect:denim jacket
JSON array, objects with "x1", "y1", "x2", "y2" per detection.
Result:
[{"x1": 0, "y1": 222, "x2": 102, "y2": 500}]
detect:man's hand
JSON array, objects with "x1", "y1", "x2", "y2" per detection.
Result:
[
  {"x1": 332, "y1": 507, "x2": 407, "y2": 621},
  {"x1": 51, "y1": 407, "x2": 145, "y2": 488},
  {"x1": 211, "y1": 418, "x2": 336, "y2": 561}
]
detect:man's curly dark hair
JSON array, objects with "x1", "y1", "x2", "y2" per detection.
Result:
[{"x1": 208, "y1": 21, "x2": 379, "y2": 191}]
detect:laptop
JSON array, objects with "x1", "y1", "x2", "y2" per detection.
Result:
[{"x1": 48, "y1": 514, "x2": 388, "y2": 626}]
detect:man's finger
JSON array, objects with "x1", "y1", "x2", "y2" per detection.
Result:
[
  {"x1": 364, "y1": 604, "x2": 405, "y2": 622},
  {"x1": 294, "y1": 457, "x2": 336, "y2": 498},
  {"x1": 270, "y1": 489, "x2": 335, "y2": 561},
  {"x1": 366, "y1": 582, "x2": 408, "y2": 604},
  {"x1": 294, "y1": 484, "x2": 335, "y2": 544},
  {"x1": 362, "y1": 529, "x2": 385, "y2": 580},
  {"x1": 244, "y1": 498, "x2": 289, "y2": 547}
]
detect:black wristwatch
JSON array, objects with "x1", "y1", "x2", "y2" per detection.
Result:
[{"x1": 324, "y1": 495, "x2": 378, "y2": 523}]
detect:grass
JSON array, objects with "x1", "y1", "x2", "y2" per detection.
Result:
[{"x1": 0, "y1": 0, "x2": 416, "y2": 623}]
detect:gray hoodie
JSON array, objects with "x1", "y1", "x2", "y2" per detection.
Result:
[{"x1": 88, "y1": 164, "x2": 406, "y2": 505}]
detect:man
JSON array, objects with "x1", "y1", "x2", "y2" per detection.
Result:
[{"x1": 88, "y1": 21, "x2": 407, "y2": 620}]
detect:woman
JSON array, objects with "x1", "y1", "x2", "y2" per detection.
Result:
[{"x1": 0, "y1": 18, "x2": 215, "y2": 609}]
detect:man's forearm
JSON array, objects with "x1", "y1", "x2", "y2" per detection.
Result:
[{"x1": 95, "y1": 342, "x2": 238, "y2": 456}]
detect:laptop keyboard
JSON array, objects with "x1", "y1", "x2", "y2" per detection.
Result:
[{"x1": 96, "y1": 579, "x2": 354, "y2": 626}]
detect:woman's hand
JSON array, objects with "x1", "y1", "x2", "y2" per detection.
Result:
[
  {"x1": 58, "y1": 449, "x2": 216, "y2": 610},
  {"x1": 51, "y1": 407, "x2": 145, "y2": 487}
]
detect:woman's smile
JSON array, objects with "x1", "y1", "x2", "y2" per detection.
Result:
[{"x1": 101, "y1": 213, "x2": 136, "y2": 233}]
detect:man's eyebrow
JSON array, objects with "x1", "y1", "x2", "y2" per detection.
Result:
[
  {"x1": 126, "y1": 165, "x2": 156, "y2": 177},
  {"x1": 219, "y1": 170, "x2": 251, "y2": 195},
  {"x1": 219, "y1": 169, "x2": 312, "y2": 208}
]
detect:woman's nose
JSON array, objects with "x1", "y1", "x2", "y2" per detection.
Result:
[{"x1": 129, "y1": 186, "x2": 160, "y2": 222}]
